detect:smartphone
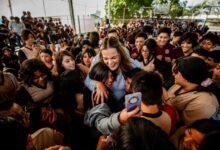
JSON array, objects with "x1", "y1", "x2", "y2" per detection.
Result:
[{"x1": 125, "y1": 92, "x2": 142, "y2": 112}]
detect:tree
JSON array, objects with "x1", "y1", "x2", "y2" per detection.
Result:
[
  {"x1": 152, "y1": 0, "x2": 187, "y2": 18},
  {"x1": 105, "y1": 0, "x2": 154, "y2": 22}
]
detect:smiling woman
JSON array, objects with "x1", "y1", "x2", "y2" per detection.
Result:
[{"x1": 85, "y1": 37, "x2": 140, "y2": 104}]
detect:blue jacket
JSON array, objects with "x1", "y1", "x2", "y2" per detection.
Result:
[{"x1": 84, "y1": 54, "x2": 140, "y2": 100}]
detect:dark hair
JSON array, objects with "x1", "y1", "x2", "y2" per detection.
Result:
[
  {"x1": 158, "y1": 27, "x2": 172, "y2": 37},
  {"x1": 108, "y1": 29, "x2": 117, "y2": 35},
  {"x1": 0, "y1": 116, "x2": 28, "y2": 150},
  {"x1": 57, "y1": 70, "x2": 84, "y2": 110},
  {"x1": 21, "y1": 29, "x2": 35, "y2": 42},
  {"x1": 154, "y1": 60, "x2": 172, "y2": 82},
  {"x1": 142, "y1": 25, "x2": 153, "y2": 35},
  {"x1": 198, "y1": 131, "x2": 220, "y2": 150},
  {"x1": 40, "y1": 49, "x2": 52, "y2": 56},
  {"x1": 142, "y1": 38, "x2": 157, "y2": 57},
  {"x1": 20, "y1": 59, "x2": 51, "y2": 86},
  {"x1": 100, "y1": 37, "x2": 132, "y2": 73},
  {"x1": 0, "y1": 99, "x2": 13, "y2": 111},
  {"x1": 124, "y1": 68, "x2": 142, "y2": 79},
  {"x1": 188, "y1": 119, "x2": 220, "y2": 134},
  {"x1": 208, "y1": 50, "x2": 220, "y2": 63},
  {"x1": 82, "y1": 39, "x2": 91, "y2": 46},
  {"x1": 55, "y1": 50, "x2": 75, "y2": 75},
  {"x1": 202, "y1": 32, "x2": 219, "y2": 45},
  {"x1": 135, "y1": 32, "x2": 147, "y2": 40},
  {"x1": 89, "y1": 62, "x2": 116, "y2": 83},
  {"x1": 173, "y1": 31, "x2": 182, "y2": 37},
  {"x1": 89, "y1": 31, "x2": 99, "y2": 48},
  {"x1": 59, "y1": 70, "x2": 84, "y2": 94},
  {"x1": 180, "y1": 32, "x2": 198, "y2": 48},
  {"x1": 81, "y1": 47, "x2": 96, "y2": 65},
  {"x1": 131, "y1": 72, "x2": 163, "y2": 105},
  {"x1": 192, "y1": 48, "x2": 209, "y2": 58},
  {"x1": 116, "y1": 117, "x2": 176, "y2": 150}
]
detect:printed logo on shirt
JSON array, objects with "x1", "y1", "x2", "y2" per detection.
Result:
[{"x1": 165, "y1": 49, "x2": 170, "y2": 54}]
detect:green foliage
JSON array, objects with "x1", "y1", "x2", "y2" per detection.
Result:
[
  {"x1": 105, "y1": 0, "x2": 208, "y2": 20},
  {"x1": 105, "y1": 0, "x2": 154, "y2": 21}
]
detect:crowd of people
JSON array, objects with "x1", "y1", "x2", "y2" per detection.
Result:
[{"x1": 0, "y1": 11, "x2": 220, "y2": 150}]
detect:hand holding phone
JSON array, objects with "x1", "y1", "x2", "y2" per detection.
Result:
[{"x1": 125, "y1": 92, "x2": 142, "y2": 112}]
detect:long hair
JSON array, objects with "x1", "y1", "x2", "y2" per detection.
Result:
[
  {"x1": 55, "y1": 50, "x2": 75, "y2": 75},
  {"x1": 100, "y1": 37, "x2": 132, "y2": 73},
  {"x1": 20, "y1": 59, "x2": 51, "y2": 86}
]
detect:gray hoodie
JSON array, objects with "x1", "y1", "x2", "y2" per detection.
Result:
[{"x1": 84, "y1": 103, "x2": 121, "y2": 135}]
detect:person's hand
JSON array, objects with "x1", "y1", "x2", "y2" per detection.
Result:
[
  {"x1": 162, "y1": 87, "x2": 169, "y2": 101},
  {"x1": 119, "y1": 107, "x2": 141, "y2": 124},
  {"x1": 165, "y1": 57, "x2": 171, "y2": 63},
  {"x1": 41, "y1": 107, "x2": 57, "y2": 125},
  {"x1": 45, "y1": 145, "x2": 71, "y2": 150},
  {"x1": 156, "y1": 55, "x2": 163, "y2": 61},
  {"x1": 32, "y1": 44, "x2": 41, "y2": 53},
  {"x1": 94, "y1": 82, "x2": 109, "y2": 105}
]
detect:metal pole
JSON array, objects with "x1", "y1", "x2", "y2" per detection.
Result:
[
  {"x1": 42, "y1": 0, "x2": 47, "y2": 17},
  {"x1": 108, "y1": 0, "x2": 111, "y2": 21},
  {"x1": 8, "y1": 0, "x2": 13, "y2": 16},
  {"x1": 68, "y1": 0, "x2": 76, "y2": 31},
  {"x1": 77, "y1": 15, "x2": 81, "y2": 34},
  {"x1": 83, "y1": 15, "x2": 86, "y2": 33},
  {"x1": 123, "y1": 6, "x2": 126, "y2": 24}
]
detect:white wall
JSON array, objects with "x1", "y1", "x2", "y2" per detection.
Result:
[{"x1": 0, "y1": 0, "x2": 103, "y2": 33}]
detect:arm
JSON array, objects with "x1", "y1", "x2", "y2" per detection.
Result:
[
  {"x1": 84, "y1": 55, "x2": 100, "y2": 91},
  {"x1": 18, "y1": 49, "x2": 27, "y2": 64},
  {"x1": 84, "y1": 103, "x2": 140, "y2": 135},
  {"x1": 84, "y1": 103, "x2": 121, "y2": 135}
]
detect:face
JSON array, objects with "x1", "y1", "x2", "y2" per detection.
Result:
[
  {"x1": 101, "y1": 48, "x2": 120, "y2": 71},
  {"x1": 213, "y1": 63, "x2": 220, "y2": 84},
  {"x1": 172, "y1": 64, "x2": 187, "y2": 86},
  {"x1": 205, "y1": 57, "x2": 216, "y2": 69},
  {"x1": 26, "y1": 34, "x2": 35, "y2": 46},
  {"x1": 181, "y1": 41, "x2": 193, "y2": 55},
  {"x1": 184, "y1": 128, "x2": 204, "y2": 150},
  {"x1": 9, "y1": 103, "x2": 30, "y2": 127},
  {"x1": 104, "y1": 72, "x2": 115, "y2": 87},
  {"x1": 172, "y1": 36, "x2": 181, "y2": 45},
  {"x1": 135, "y1": 37, "x2": 145, "y2": 52},
  {"x1": 83, "y1": 53, "x2": 93, "y2": 67},
  {"x1": 40, "y1": 52, "x2": 52, "y2": 63},
  {"x1": 125, "y1": 77, "x2": 132, "y2": 93},
  {"x1": 200, "y1": 39, "x2": 215, "y2": 51},
  {"x1": 3, "y1": 50, "x2": 11, "y2": 57},
  {"x1": 62, "y1": 55, "x2": 75, "y2": 71},
  {"x1": 141, "y1": 45, "x2": 150, "y2": 59},
  {"x1": 82, "y1": 44, "x2": 89, "y2": 52},
  {"x1": 157, "y1": 33, "x2": 170, "y2": 47},
  {"x1": 33, "y1": 70, "x2": 48, "y2": 88}
]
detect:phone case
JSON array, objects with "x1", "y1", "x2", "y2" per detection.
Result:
[{"x1": 125, "y1": 92, "x2": 142, "y2": 112}]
